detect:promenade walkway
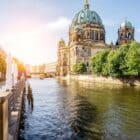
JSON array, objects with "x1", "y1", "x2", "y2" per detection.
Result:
[{"x1": 0, "y1": 80, "x2": 25, "y2": 140}]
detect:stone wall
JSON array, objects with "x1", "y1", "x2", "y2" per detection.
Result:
[
  {"x1": 66, "y1": 75, "x2": 140, "y2": 86},
  {"x1": 0, "y1": 80, "x2": 25, "y2": 140}
]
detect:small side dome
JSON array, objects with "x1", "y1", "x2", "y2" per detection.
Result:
[
  {"x1": 120, "y1": 20, "x2": 133, "y2": 29},
  {"x1": 58, "y1": 39, "x2": 66, "y2": 48}
]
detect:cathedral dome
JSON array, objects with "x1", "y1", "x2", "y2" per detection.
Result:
[
  {"x1": 71, "y1": 1, "x2": 104, "y2": 28},
  {"x1": 120, "y1": 20, "x2": 133, "y2": 29},
  {"x1": 69, "y1": 0, "x2": 106, "y2": 44}
]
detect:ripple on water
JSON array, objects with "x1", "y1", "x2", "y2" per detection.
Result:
[{"x1": 19, "y1": 79, "x2": 140, "y2": 140}]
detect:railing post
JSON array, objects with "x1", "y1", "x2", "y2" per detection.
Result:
[{"x1": 0, "y1": 97, "x2": 8, "y2": 140}]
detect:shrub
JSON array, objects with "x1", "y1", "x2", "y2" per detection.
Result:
[{"x1": 73, "y1": 62, "x2": 87, "y2": 74}]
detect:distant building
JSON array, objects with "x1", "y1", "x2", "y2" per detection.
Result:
[
  {"x1": 45, "y1": 62, "x2": 57, "y2": 73},
  {"x1": 45, "y1": 62, "x2": 57, "y2": 77},
  {"x1": 30, "y1": 64, "x2": 46, "y2": 74}
]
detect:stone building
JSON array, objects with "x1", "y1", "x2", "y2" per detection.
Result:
[
  {"x1": 57, "y1": 0, "x2": 107, "y2": 76},
  {"x1": 57, "y1": 0, "x2": 135, "y2": 76},
  {"x1": 57, "y1": 39, "x2": 70, "y2": 76},
  {"x1": 117, "y1": 20, "x2": 135, "y2": 45}
]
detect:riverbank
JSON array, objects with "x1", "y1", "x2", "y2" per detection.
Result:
[
  {"x1": 0, "y1": 80, "x2": 25, "y2": 140},
  {"x1": 58, "y1": 75, "x2": 140, "y2": 87}
]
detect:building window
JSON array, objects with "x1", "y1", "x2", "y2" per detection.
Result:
[{"x1": 128, "y1": 33, "x2": 132, "y2": 39}]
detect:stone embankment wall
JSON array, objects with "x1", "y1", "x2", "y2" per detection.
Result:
[
  {"x1": 61, "y1": 75, "x2": 140, "y2": 86},
  {"x1": 0, "y1": 80, "x2": 25, "y2": 140}
]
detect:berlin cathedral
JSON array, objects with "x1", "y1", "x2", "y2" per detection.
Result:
[{"x1": 57, "y1": 0, "x2": 135, "y2": 76}]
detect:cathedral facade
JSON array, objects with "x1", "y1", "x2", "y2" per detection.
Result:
[{"x1": 57, "y1": 0, "x2": 135, "y2": 76}]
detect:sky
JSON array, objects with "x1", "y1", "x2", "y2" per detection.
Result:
[{"x1": 0, "y1": 0, "x2": 140, "y2": 65}]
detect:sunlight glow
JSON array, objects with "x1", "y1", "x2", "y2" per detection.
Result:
[{"x1": 0, "y1": 17, "x2": 70, "y2": 65}]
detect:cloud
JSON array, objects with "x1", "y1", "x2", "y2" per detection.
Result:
[
  {"x1": 44, "y1": 17, "x2": 71, "y2": 31},
  {"x1": 0, "y1": 17, "x2": 71, "y2": 65}
]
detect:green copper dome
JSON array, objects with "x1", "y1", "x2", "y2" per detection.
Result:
[
  {"x1": 72, "y1": 9, "x2": 103, "y2": 27},
  {"x1": 121, "y1": 20, "x2": 133, "y2": 29},
  {"x1": 71, "y1": 1, "x2": 104, "y2": 28}
]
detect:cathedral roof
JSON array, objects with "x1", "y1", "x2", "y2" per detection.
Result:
[
  {"x1": 120, "y1": 20, "x2": 133, "y2": 29},
  {"x1": 71, "y1": 0, "x2": 104, "y2": 28}
]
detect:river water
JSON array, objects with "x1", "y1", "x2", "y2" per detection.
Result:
[{"x1": 19, "y1": 78, "x2": 140, "y2": 140}]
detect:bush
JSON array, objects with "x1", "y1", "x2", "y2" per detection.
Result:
[{"x1": 73, "y1": 62, "x2": 87, "y2": 74}]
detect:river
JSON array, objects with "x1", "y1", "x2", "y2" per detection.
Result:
[{"x1": 19, "y1": 78, "x2": 140, "y2": 140}]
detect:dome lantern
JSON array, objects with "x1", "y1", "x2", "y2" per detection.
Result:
[{"x1": 84, "y1": 0, "x2": 89, "y2": 9}]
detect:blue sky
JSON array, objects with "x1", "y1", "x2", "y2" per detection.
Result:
[{"x1": 0, "y1": 0, "x2": 140, "y2": 64}]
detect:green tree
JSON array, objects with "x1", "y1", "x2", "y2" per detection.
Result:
[
  {"x1": 91, "y1": 49, "x2": 110, "y2": 75},
  {"x1": 90, "y1": 42, "x2": 140, "y2": 77},
  {"x1": 107, "y1": 45, "x2": 130, "y2": 77},
  {"x1": 0, "y1": 56, "x2": 6, "y2": 79},
  {"x1": 73, "y1": 62, "x2": 87, "y2": 74},
  {"x1": 125, "y1": 42, "x2": 140, "y2": 76}
]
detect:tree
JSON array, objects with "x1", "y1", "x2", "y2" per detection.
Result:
[
  {"x1": 107, "y1": 45, "x2": 130, "y2": 77},
  {"x1": 90, "y1": 42, "x2": 140, "y2": 77},
  {"x1": 73, "y1": 62, "x2": 87, "y2": 74},
  {"x1": 13, "y1": 58, "x2": 26, "y2": 79},
  {"x1": 0, "y1": 56, "x2": 6, "y2": 79},
  {"x1": 91, "y1": 49, "x2": 110, "y2": 75},
  {"x1": 125, "y1": 42, "x2": 140, "y2": 76}
]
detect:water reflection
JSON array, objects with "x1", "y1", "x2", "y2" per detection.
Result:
[
  {"x1": 19, "y1": 78, "x2": 140, "y2": 140},
  {"x1": 71, "y1": 96, "x2": 100, "y2": 139}
]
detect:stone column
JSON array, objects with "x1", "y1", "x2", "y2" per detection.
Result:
[
  {"x1": 98, "y1": 32, "x2": 100, "y2": 41},
  {"x1": 93, "y1": 31, "x2": 95, "y2": 41},
  {"x1": 0, "y1": 98, "x2": 8, "y2": 140}
]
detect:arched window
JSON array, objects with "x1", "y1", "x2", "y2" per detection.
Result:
[
  {"x1": 100, "y1": 33, "x2": 103, "y2": 40},
  {"x1": 120, "y1": 33, "x2": 123, "y2": 39},
  {"x1": 128, "y1": 33, "x2": 131, "y2": 39},
  {"x1": 87, "y1": 31, "x2": 90, "y2": 39},
  {"x1": 95, "y1": 32, "x2": 98, "y2": 41}
]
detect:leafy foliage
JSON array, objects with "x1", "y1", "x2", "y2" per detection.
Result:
[
  {"x1": 13, "y1": 58, "x2": 26, "y2": 78},
  {"x1": 0, "y1": 56, "x2": 6, "y2": 79},
  {"x1": 73, "y1": 62, "x2": 87, "y2": 74},
  {"x1": 91, "y1": 49, "x2": 110, "y2": 76},
  {"x1": 91, "y1": 42, "x2": 140, "y2": 77}
]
